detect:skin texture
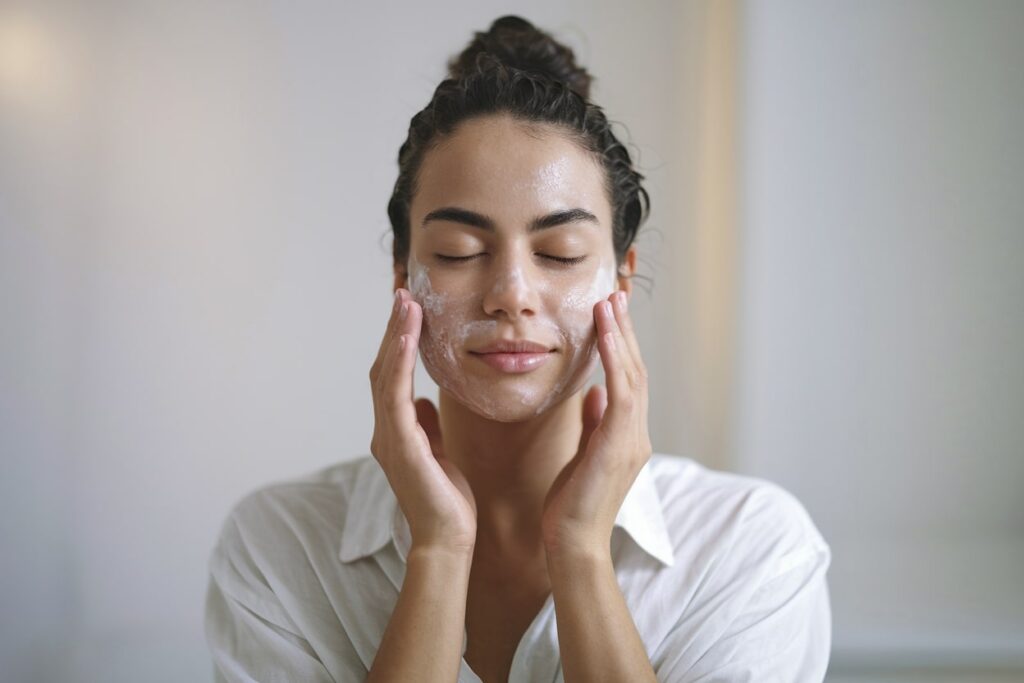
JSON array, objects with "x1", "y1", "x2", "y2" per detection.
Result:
[
  {"x1": 408, "y1": 252, "x2": 617, "y2": 421},
  {"x1": 404, "y1": 117, "x2": 619, "y2": 423},
  {"x1": 368, "y1": 113, "x2": 656, "y2": 683}
]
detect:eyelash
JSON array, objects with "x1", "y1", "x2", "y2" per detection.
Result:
[{"x1": 435, "y1": 254, "x2": 588, "y2": 265}]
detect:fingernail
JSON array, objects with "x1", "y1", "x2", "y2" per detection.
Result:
[
  {"x1": 394, "y1": 290, "x2": 402, "y2": 312},
  {"x1": 399, "y1": 302, "x2": 408, "y2": 322},
  {"x1": 618, "y1": 291, "x2": 628, "y2": 310}
]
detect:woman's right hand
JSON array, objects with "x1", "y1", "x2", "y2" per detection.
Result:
[{"x1": 368, "y1": 288, "x2": 477, "y2": 555}]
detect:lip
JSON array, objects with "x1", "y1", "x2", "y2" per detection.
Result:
[
  {"x1": 471, "y1": 339, "x2": 553, "y2": 354},
  {"x1": 471, "y1": 351, "x2": 553, "y2": 373},
  {"x1": 469, "y1": 339, "x2": 554, "y2": 374}
]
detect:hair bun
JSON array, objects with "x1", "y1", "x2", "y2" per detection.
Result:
[{"x1": 447, "y1": 15, "x2": 592, "y2": 100}]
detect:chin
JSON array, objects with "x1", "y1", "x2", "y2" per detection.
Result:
[
  {"x1": 430, "y1": 357, "x2": 598, "y2": 423},
  {"x1": 450, "y1": 389, "x2": 564, "y2": 423}
]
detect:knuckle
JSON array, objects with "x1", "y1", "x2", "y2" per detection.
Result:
[
  {"x1": 616, "y1": 391, "x2": 636, "y2": 412},
  {"x1": 626, "y1": 368, "x2": 645, "y2": 388}
]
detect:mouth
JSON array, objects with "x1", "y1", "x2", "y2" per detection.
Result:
[{"x1": 468, "y1": 339, "x2": 555, "y2": 374}]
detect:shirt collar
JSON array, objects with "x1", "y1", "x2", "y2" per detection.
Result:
[{"x1": 339, "y1": 455, "x2": 675, "y2": 568}]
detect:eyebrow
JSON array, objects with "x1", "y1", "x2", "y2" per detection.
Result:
[{"x1": 421, "y1": 206, "x2": 599, "y2": 232}]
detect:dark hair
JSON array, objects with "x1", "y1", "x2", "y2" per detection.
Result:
[{"x1": 387, "y1": 15, "x2": 650, "y2": 273}]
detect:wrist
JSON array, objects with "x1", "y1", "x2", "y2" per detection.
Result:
[
  {"x1": 408, "y1": 542, "x2": 475, "y2": 566},
  {"x1": 543, "y1": 534, "x2": 610, "y2": 568},
  {"x1": 545, "y1": 542, "x2": 614, "y2": 596}
]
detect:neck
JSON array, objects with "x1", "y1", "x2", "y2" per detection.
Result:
[{"x1": 438, "y1": 388, "x2": 584, "y2": 563}]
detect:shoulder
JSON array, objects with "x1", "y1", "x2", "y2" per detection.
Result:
[
  {"x1": 208, "y1": 455, "x2": 378, "y2": 592},
  {"x1": 646, "y1": 453, "x2": 830, "y2": 581},
  {"x1": 216, "y1": 455, "x2": 375, "y2": 542},
  {"x1": 641, "y1": 455, "x2": 832, "y2": 680},
  {"x1": 206, "y1": 458, "x2": 381, "y2": 679},
  {"x1": 226, "y1": 455, "x2": 375, "y2": 520}
]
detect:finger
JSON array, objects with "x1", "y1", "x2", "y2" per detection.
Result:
[
  {"x1": 595, "y1": 300, "x2": 634, "y2": 422},
  {"x1": 609, "y1": 290, "x2": 649, "y2": 418},
  {"x1": 415, "y1": 397, "x2": 444, "y2": 458},
  {"x1": 577, "y1": 384, "x2": 607, "y2": 454},
  {"x1": 610, "y1": 291, "x2": 644, "y2": 373},
  {"x1": 371, "y1": 289, "x2": 408, "y2": 381},
  {"x1": 384, "y1": 289, "x2": 409, "y2": 348},
  {"x1": 378, "y1": 295, "x2": 418, "y2": 380},
  {"x1": 380, "y1": 299, "x2": 423, "y2": 426},
  {"x1": 601, "y1": 293, "x2": 638, "y2": 380},
  {"x1": 371, "y1": 291, "x2": 403, "y2": 400}
]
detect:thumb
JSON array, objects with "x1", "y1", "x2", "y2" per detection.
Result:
[
  {"x1": 414, "y1": 397, "x2": 444, "y2": 458},
  {"x1": 577, "y1": 384, "x2": 608, "y2": 454}
]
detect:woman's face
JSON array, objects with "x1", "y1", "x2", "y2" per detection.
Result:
[{"x1": 402, "y1": 114, "x2": 625, "y2": 422}]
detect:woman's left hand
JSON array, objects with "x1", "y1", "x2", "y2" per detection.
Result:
[{"x1": 541, "y1": 290, "x2": 652, "y2": 560}]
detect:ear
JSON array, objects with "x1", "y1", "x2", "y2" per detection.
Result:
[{"x1": 616, "y1": 246, "x2": 637, "y2": 297}]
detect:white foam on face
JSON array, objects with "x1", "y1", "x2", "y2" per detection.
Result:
[{"x1": 408, "y1": 253, "x2": 618, "y2": 422}]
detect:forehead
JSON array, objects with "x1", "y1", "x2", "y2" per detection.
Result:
[{"x1": 410, "y1": 114, "x2": 610, "y2": 225}]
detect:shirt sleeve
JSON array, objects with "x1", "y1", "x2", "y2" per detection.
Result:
[
  {"x1": 204, "y1": 513, "x2": 336, "y2": 683},
  {"x1": 654, "y1": 485, "x2": 833, "y2": 682}
]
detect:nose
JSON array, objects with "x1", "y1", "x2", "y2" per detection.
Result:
[{"x1": 481, "y1": 254, "x2": 539, "y2": 321}]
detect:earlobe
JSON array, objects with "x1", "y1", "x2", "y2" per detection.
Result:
[{"x1": 615, "y1": 247, "x2": 638, "y2": 296}]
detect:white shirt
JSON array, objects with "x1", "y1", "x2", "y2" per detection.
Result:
[{"x1": 205, "y1": 453, "x2": 832, "y2": 682}]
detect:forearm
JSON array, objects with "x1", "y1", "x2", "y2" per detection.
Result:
[
  {"x1": 367, "y1": 545, "x2": 473, "y2": 683},
  {"x1": 546, "y1": 547, "x2": 658, "y2": 683}
]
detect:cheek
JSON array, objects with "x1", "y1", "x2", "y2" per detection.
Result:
[
  {"x1": 418, "y1": 300, "x2": 470, "y2": 356},
  {"x1": 407, "y1": 256, "x2": 482, "y2": 366},
  {"x1": 554, "y1": 260, "x2": 618, "y2": 347},
  {"x1": 409, "y1": 255, "x2": 616, "y2": 362},
  {"x1": 552, "y1": 307, "x2": 594, "y2": 352}
]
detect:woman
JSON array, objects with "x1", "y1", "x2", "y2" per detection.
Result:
[{"x1": 205, "y1": 16, "x2": 832, "y2": 683}]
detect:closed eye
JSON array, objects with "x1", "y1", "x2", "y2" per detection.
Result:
[
  {"x1": 433, "y1": 254, "x2": 588, "y2": 265},
  {"x1": 540, "y1": 254, "x2": 588, "y2": 265}
]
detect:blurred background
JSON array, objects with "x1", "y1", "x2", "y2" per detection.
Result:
[{"x1": 2, "y1": 1, "x2": 1021, "y2": 681}]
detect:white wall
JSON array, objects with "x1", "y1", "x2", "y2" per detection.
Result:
[
  {"x1": 5, "y1": 1, "x2": 1022, "y2": 681},
  {"x1": 0, "y1": 1, "x2": 683, "y2": 681},
  {"x1": 736, "y1": 0, "x2": 1024, "y2": 674}
]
